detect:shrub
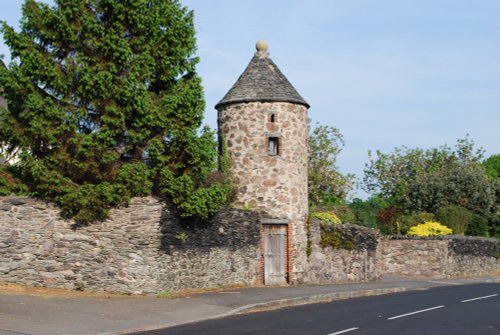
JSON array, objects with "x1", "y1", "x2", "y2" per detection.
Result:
[
  {"x1": 332, "y1": 203, "x2": 356, "y2": 224},
  {"x1": 407, "y1": 221, "x2": 453, "y2": 237},
  {"x1": 488, "y1": 213, "x2": 500, "y2": 238},
  {"x1": 310, "y1": 212, "x2": 342, "y2": 225},
  {"x1": 465, "y1": 214, "x2": 490, "y2": 237},
  {"x1": 399, "y1": 212, "x2": 435, "y2": 235},
  {"x1": 436, "y1": 205, "x2": 472, "y2": 235},
  {"x1": 319, "y1": 226, "x2": 355, "y2": 250}
]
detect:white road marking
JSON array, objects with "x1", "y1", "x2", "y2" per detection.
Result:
[
  {"x1": 461, "y1": 294, "x2": 498, "y2": 303},
  {"x1": 387, "y1": 305, "x2": 445, "y2": 320},
  {"x1": 327, "y1": 327, "x2": 359, "y2": 335}
]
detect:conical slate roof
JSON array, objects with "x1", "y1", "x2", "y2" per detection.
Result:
[{"x1": 215, "y1": 42, "x2": 309, "y2": 109}]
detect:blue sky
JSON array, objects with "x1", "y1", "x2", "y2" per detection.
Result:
[{"x1": 1, "y1": 1, "x2": 499, "y2": 198}]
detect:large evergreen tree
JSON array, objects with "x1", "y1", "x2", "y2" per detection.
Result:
[{"x1": 0, "y1": 0, "x2": 230, "y2": 223}]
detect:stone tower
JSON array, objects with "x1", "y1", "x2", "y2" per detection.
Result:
[{"x1": 216, "y1": 41, "x2": 310, "y2": 284}]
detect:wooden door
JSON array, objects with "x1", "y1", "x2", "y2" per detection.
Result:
[{"x1": 263, "y1": 224, "x2": 288, "y2": 285}]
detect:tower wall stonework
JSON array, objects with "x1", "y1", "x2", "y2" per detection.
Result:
[{"x1": 218, "y1": 101, "x2": 309, "y2": 282}]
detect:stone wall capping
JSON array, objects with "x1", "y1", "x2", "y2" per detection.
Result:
[
  {"x1": 384, "y1": 234, "x2": 499, "y2": 243},
  {"x1": 260, "y1": 218, "x2": 289, "y2": 225}
]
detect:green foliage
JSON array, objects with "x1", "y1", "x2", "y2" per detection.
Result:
[
  {"x1": 157, "y1": 291, "x2": 173, "y2": 299},
  {"x1": 488, "y1": 213, "x2": 500, "y2": 238},
  {"x1": 331, "y1": 203, "x2": 356, "y2": 224},
  {"x1": 115, "y1": 162, "x2": 153, "y2": 197},
  {"x1": 399, "y1": 212, "x2": 435, "y2": 236},
  {"x1": 407, "y1": 221, "x2": 453, "y2": 237},
  {"x1": 310, "y1": 211, "x2": 342, "y2": 225},
  {"x1": 364, "y1": 137, "x2": 496, "y2": 223},
  {"x1": 174, "y1": 180, "x2": 231, "y2": 219},
  {"x1": 465, "y1": 214, "x2": 490, "y2": 237},
  {"x1": 0, "y1": 164, "x2": 28, "y2": 195},
  {"x1": 155, "y1": 129, "x2": 232, "y2": 219},
  {"x1": 174, "y1": 232, "x2": 188, "y2": 242},
  {"x1": 348, "y1": 196, "x2": 391, "y2": 228},
  {"x1": 305, "y1": 218, "x2": 312, "y2": 257},
  {"x1": 74, "y1": 282, "x2": 85, "y2": 292},
  {"x1": 0, "y1": 0, "x2": 230, "y2": 223},
  {"x1": 436, "y1": 205, "x2": 472, "y2": 235},
  {"x1": 320, "y1": 226, "x2": 355, "y2": 250},
  {"x1": 308, "y1": 123, "x2": 354, "y2": 208},
  {"x1": 483, "y1": 154, "x2": 500, "y2": 179},
  {"x1": 307, "y1": 123, "x2": 356, "y2": 232}
]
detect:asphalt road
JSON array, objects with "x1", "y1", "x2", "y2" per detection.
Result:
[{"x1": 129, "y1": 283, "x2": 500, "y2": 335}]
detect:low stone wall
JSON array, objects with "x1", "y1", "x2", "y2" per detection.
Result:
[
  {"x1": 380, "y1": 236, "x2": 500, "y2": 278},
  {"x1": 306, "y1": 220, "x2": 381, "y2": 283},
  {"x1": 0, "y1": 196, "x2": 261, "y2": 294},
  {"x1": 447, "y1": 237, "x2": 500, "y2": 277},
  {"x1": 379, "y1": 239, "x2": 449, "y2": 277},
  {"x1": 2, "y1": 195, "x2": 498, "y2": 294}
]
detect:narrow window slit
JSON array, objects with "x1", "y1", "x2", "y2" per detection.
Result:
[{"x1": 268, "y1": 137, "x2": 279, "y2": 156}]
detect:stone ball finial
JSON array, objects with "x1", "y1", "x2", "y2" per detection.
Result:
[
  {"x1": 256, "y1": 40, "x2": 269, "y2": 57},
  {"x1": 256, "y1": 40, "x2": 268, "y2": 52}
]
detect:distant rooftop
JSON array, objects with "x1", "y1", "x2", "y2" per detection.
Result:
[{"x1": 215, "y1": 41, "x2": 309, "y2": 109}]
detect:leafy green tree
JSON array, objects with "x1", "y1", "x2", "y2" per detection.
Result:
[
  {"x1": 489, "y1": 213, "x2": 500, "y2": 238},
  {"x1": 308, "y1": 123, "x2": 354, "y2": 209},
  {"x1": 0, "y1": 0, "x2": 229, "y2": 224},
  {"x1": 483, "y1": 154, "x2": 500, "y2": 179},
  {"x1": 363, "y1": 137, "x2": 496, "y2": 219},
  {"x1": 348, "y1": 195, "x2": 391, "y2": 228},
  {"x1": 436, "y1": 205, "x2": 472, "y2": 235},
  {"x1": 483, "y1": 155, "x2": 500, "y2": 236},
  {"x1": 465, "y1": 214, "x2": 490, "y2": 237}
]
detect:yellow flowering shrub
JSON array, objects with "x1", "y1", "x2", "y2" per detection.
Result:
[
  {"x1": 310, "y1": 212, "x2": 342, "y2": 225},
  {"x1": 407, "y1": 221, "x2": 453, "y2": 237}
]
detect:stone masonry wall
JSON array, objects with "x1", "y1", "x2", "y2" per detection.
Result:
[
  {"x1": 2, "y1": 195, "x2": 497, "y2": 294},
  {"x1": 0, "y1": 196, "x2": 261, "y2": 294},
  {"x1": 447, "y1": 237, "x2": 500, "y2": 277},
  {"x1": 380, "y1": 236, "x2": 500, "y2": 278},
  {"x1": 380, "y1": 239, "x2": 449, "y2": 277},
  {"x1": 306, "y1": 220, "x2": 381, "y2": 283},
  {"x1": 218, "y1": 101, "x2": 309, "y2": 283}
]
